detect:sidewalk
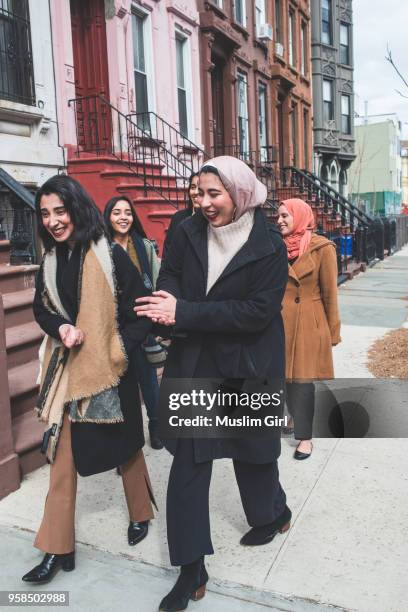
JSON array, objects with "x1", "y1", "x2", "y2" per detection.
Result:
[{"x1": 0, "y1": 246, "x2": 407, "y2": 612}]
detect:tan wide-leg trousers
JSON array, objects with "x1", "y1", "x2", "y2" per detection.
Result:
[{"x1": 35, "y1": 413, "x2": 155, "y2": 554}]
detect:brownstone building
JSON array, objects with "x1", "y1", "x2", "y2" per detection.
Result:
[{"x1": 198, "y1": 0, "x2": 313, "y2": 174}]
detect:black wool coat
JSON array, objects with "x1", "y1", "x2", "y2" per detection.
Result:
[
  {"x1": 157, "y1": 208, "x2": 288, "y2": 464},
  {"x1": 33, "y1": 242, "x2": 152, "y2": 476},
  {"x1": 162, "y1": 207, "x2": 192, "y2": 260}
]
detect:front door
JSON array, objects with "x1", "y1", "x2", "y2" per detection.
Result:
[
  {"x1": 70, "y1": 0, "x2": 111, "y2": 152},
  {"x1": 211, "y1": 58, "x2": 225, "y2": 156}
]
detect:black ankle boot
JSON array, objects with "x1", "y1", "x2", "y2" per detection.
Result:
[
  {"x1": 128, "y1": 521, "x2": 149, "y2": 546},
  {"x1": 149, "y1": 420, "x2": 163, "y2": 450},
  {"x1": 22, "y1": 552, "x2": 75, "y2": 583},
  {"x1": 159, "y1": 557, "x2": 208, "y2": 612},
  {"x1": 240, "y1": 505, "x2": 292, "y2": 546}
]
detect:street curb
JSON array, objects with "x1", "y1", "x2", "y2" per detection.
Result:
[{"x1": 2, "y1": 524, "x2": 349, "y2": 612}]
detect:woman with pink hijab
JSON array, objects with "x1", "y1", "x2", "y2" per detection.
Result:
[
  {"x1": 277, "y1": 198, "x2": 341, "y2": 460},
  {"x1": 136, "y1": 156, "x2": 290, "y2": 612}
]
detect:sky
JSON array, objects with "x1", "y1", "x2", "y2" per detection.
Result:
[{"x1": 353, "y1": 0, "x2": 408, "y2": 138}]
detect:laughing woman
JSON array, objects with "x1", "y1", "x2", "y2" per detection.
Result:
[
  {"x1": 136, "y1": 156, "x2": 291, "y2": 612},
  {"x1": 103, "y1": 195, "x2": 163, "y2": 449},
  {"x1": 23, "y1": 175, "x2": 155, "y2": 584}
]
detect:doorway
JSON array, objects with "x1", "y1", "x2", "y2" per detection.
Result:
[
  {"x1": 70, "y1": 0, "x2": 111, "y2": 152},
  {"x1": 211, "y1": 56, "x2": 225, "y2": 156}
]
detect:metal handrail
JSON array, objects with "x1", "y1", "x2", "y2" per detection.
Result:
[
  {"x1": 68, "y1": 95, "x2": 199, "y2": 209},
  {"x1": 0, "y1": 167, "x2": 38, "y2": 264},
  {"x1": 281, "y1": 166, "x2": 371, "y2": 229},
  {"x1": 301, "y1": 168, "x2": 373, "y2": 225}
]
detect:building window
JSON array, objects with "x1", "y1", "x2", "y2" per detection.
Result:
[
  {"x1": 237, "y1": 71, "x2": 249, "y2": 159},
  {"x1": 255, "y1": 0, "x2": 266, "y2": 37},
  {"x1": 275, "y1": 0, "x2": 282, "y2": 43},
  {"x1": 301, "y1": 21, "x2": 307, "y2": 75},
  {"x1": 258, "y1": 83, "x2": 268, "y2": 161},
  {"x1": 288, "y1": 8, "x2": 295, "y2": 67},
  {"x1": 175, "y1": 35, "x2": 189, "y2": 137},
  {"x1": 340, "y1": 23, "x2": 350, "y2": 65},
  {"x1": 323, "y1": 79, "x2": 334, "y2": 122},
  {"x1": 341, "y1": 95, "x2": 351, "y2": 134},
  {"x1": 0, "y1": 0, "x2": 35, "y2": 105},
  {"x1": 303, "y1": 109, "x2": 309, "y2": 169},
  {"x1": 132, "y1": 11, "x2": 151, "y2": 130},
  {"x1": 291, "y1": 105, "x2": 298, "y2": 166},
  {"x1": 234, "y1": 0, "x2": 246, "y2": 27},
  {"x1": 321, "y1": 0, "x2": 332, "y2": 45},
  {"x1": 213, "y1": 0, "x2": 223, "y2": 7}
]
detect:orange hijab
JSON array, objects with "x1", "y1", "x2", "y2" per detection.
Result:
[{"x1": 281, "y1": 198, "x2": 315, "y2": 260}]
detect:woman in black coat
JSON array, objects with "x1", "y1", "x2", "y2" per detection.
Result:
[
  {"x1": 23, "y1": 175, "x2": 155, "y2": 585},
  {"x1": 162, "y1": 172, "x2": 199, "y2": 259},
  {"x1": 135, "y1": 156, "x2": 291, "y2": 612}
]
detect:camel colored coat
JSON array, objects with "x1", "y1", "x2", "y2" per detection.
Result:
[{"x1": 282, "y1": 234, "x2": 341, "y2": 380}]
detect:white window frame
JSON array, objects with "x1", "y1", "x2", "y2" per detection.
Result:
[
  {"x1": 339, "y1": 22, "x2": 350, "y2": 65},
  {"x1": 341, "y1": 94, "x2": 351, "y2": 134},
  {"x1": 132, "y1": 5, "x2": 156, "y2": 120},
  {"x1": 288, "y1": 8, "x2": 295, "y2": 67},
  {"x1": 323, "y1": 79, "x2": 334, "y2": 122},
  {"x1": 301, "y1": 21, "x2": 307, "y2": 75},
  {"x1": 234, "y1": 0, "x2": 247, "y2": 27},
  {"x1": 255, "y1": 0, "x2": 266, "y2": 37},
  {"x1": 237, "y1": 71, "x2": 249, "y2": 159},
  {"x1": 258, "y1": 82, "x2": 268, "y2": 161},
  {"x1": 175, "y1": 27, "x2": 194, "y2": 140}
]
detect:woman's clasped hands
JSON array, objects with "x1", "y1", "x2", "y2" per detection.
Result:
[
  {"x1": 59, "y1": 324, "x2": 85, "y2": 348},
  {"x1": 134, "y1": 290, "x2": 176, "y2": 326}
]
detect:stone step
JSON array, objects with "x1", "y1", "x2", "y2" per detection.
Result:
[
  {"x1": 0, "y1": 240, "x2": 10, "y2": 264},
  {"x1": 5, "y1": 321, "x2": 44, "y2": 369},
  {"x1": 12, "y1": 411, "x2": 46, "y2": 476},
  {"x1": 8, "y1": 359, "x2": 39, "y2": 398},
  {"x1": 0, "y1": 264, "x2": 39, "y2": 293},
  {"x1": 2, "y1": 288, "x2": 35, "y2": 327}
]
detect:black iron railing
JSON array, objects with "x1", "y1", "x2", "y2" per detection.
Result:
[
  {"x1": 68, "y1": 95, "x2": 203, "y2": 209},
  {"x1": 0, "y1": 0, "x2": 35, "y2": 106},
  {"x1": 0, "y1": 167, "x2": 37, "y2": 264},
  {"x1": 275, "y1": 167, "x2": 378, "y2": 271},
  {"x1": 129, "y1": 111, "x2": 208, "y2": 176}
]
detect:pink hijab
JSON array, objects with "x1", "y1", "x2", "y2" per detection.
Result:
[
  {"x1": 201, "y1": 156, "x2": 267, "y2": 221},
  {"x1": 280, "y1": 198, "x2": 315, "y2": 260}
]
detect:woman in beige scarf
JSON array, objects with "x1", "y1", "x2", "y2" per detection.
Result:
[{"x1": 22, "y1": 175, "x2": 156, "y2": 585}]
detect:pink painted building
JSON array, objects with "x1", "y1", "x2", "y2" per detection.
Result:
[{"x1": 49, "y1": 0, "x2": 203, "y2": 250}]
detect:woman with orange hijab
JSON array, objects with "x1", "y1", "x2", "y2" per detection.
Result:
[{"x1": 277, "y1": 198, "x2": 341, "y2": 459}]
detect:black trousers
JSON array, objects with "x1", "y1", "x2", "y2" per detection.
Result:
[
  {"x1": 286, "y1": 382, "x2": 315, "y2": 440},
  {"x1": 167, "y1": 438, "x2": 287, "y2": 566}
]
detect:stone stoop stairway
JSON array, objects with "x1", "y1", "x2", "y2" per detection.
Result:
[{"x1": 0, "y1": 239, "x2": 45, "y2": 486}]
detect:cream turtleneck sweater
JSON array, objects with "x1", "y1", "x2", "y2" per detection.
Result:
[{"x1": 206, "y1": 209, "x2": 255, "y2": 294}]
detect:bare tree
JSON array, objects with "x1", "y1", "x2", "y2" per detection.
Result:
[{"x1": 385, "y1": 44, "x2": 408, "y2": 99}]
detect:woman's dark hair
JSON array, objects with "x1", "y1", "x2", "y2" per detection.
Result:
[
  {"x1": 199, "y1": 165, "x2": 221, "y2": 179},
  {"x1": 103, "y1": 195, "x2": 147, "y2": 239},
  {"x1": 35, "y1": 174, "x2": 106, "y2": 252},
  {"x1": 186, "y1": 172, "x2": 199, "y2": 211}
]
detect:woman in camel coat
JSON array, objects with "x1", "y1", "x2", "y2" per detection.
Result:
[{"x1": 278, "y1": 198, "x2": 341, "y2": 459}]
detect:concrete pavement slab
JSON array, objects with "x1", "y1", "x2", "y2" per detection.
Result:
[{"x1": 263, "y1": 439, "x2": 408, "y2": 612}]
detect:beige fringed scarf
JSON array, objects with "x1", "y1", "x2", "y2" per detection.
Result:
[{"x1": 36, "y1": 236, "x2": 127, "y2": 462}]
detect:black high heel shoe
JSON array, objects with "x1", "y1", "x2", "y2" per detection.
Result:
[
  {"x1": 22, "y1": 552, "x2": 75, "y2": 584},
  {"x1": 159, "y1": 557, "x2": 208, "y2": 612}
]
